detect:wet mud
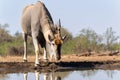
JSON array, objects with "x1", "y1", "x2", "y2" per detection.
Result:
[{"x1": 0, "y1": 61, "x2": 120, "y2": 74}]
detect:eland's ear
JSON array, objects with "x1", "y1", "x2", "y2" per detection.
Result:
[{"x1": 62, "y1": 35, "x2": 67, "y2": 41}]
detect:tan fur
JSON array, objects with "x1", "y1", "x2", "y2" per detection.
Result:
[
  {"x1": 22, "y1": 4, "x2": 34, "y2": 13},
  {"x1": 54, "y1": 34, "x2": 63, "y2": 45}
]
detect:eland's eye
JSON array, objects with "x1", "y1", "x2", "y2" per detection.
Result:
[
  {"x1": 52, "y1": 43, "x2": 55, "y2": 45},
  {"x1": 51, "y1": 42, "x2": 55, "y2": 46}
]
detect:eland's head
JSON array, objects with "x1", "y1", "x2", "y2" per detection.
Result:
[{"x1": 48, "y1": 19, "x2": 66, "y2": 61}]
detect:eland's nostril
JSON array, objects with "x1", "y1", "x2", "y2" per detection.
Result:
[{"x1": 55, "y1": 56, "x2": 61, "y2": 61}]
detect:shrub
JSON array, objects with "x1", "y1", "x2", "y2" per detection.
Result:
[{"x1": 8, "y1": 46, "x2": 24, "y2": 56}]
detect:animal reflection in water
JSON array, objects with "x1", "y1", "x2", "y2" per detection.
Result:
[{"x1": 23, "y1": 71, "x2": 61, "y2": 80}]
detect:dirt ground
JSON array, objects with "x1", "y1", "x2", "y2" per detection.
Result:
[
  {"x1": 0, "y1": 54, "x2": 120, "y2": 62},
  {"x1": 0, "y1": 54, "x2": 120, "y2": 73}
]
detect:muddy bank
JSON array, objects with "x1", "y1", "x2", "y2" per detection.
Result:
[
  {"x1": 0, "y1": 61, "x2": 120, "y2": 73},
  {"x1": 1, "y1": 55, "x2": 120, "y2": 73}
]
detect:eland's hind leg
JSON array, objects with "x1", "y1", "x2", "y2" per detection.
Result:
[{"x1": 23, "y1": 33, "x2": 28, "y2": 62}]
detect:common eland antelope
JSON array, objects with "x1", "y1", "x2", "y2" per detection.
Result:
[{"x1": 21, "y1": 1, "x2": 66, "y2": 66}]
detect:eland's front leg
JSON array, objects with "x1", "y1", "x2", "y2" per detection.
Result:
[
  {"x1": 23, "y1": 33, "x2": 27, "y2": 62},
  {"x1": 32, "y1": 37, "x2": 40, "y2": 66}
]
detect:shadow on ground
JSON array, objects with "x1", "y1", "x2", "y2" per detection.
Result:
[{"x1": 0, "y1": 61, "x2": 120, "y2": 73}]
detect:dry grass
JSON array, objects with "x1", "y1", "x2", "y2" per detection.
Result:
[
  {"x1": 0, "y1": 54, "x2": 120, "y2": 62},
  {"x1": 0, "y1": 56, "x2": 35, "y2": 62},
  {"x1": 62, "y1": 54, "x2": 120, "y2": 62}
]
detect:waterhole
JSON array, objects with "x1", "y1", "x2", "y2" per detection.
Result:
[{"x1": 0, "y1": 69, "x2": 120, "y2": 80}]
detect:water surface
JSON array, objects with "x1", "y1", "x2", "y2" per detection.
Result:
[{"x1": 0, "y1": 69, "x2": 120, "y2": 80}]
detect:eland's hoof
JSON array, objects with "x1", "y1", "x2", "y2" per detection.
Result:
[
  {"x1": 44, "y1": 59, "x2": 49, "y2": 62},
  {"x1": 23, "y1": 59, "x2": 28, "y2": 62},
  {"x1": 35, "y1": 64, "x2": 40, "y2": 68}
]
